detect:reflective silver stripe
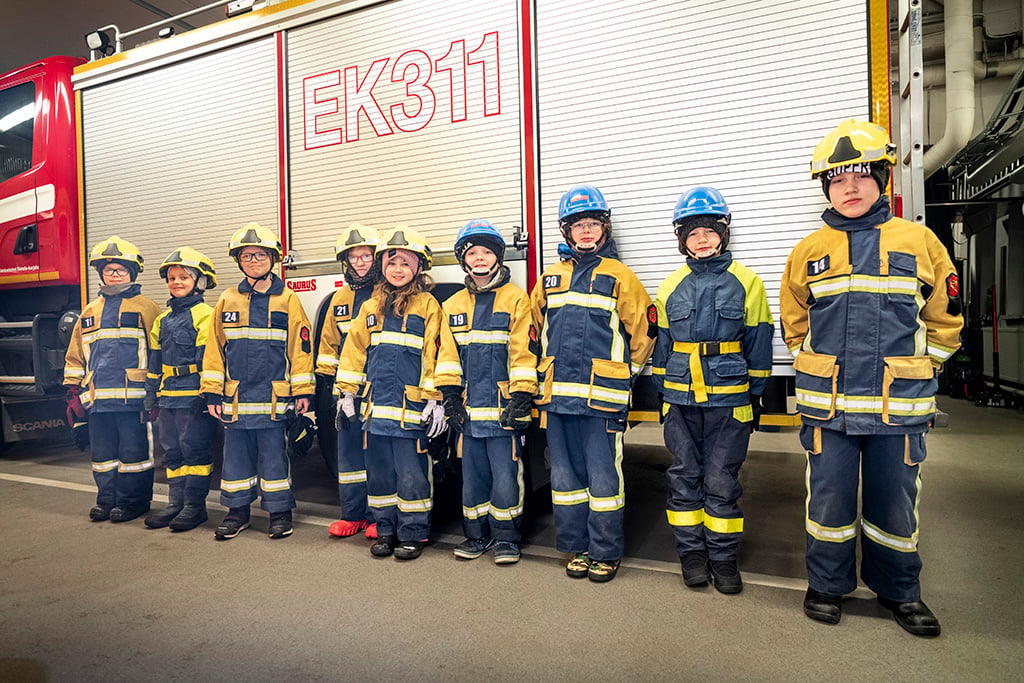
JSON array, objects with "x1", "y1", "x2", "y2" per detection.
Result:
[
  {"x1": 338, "y1": 470, "x2": 367, "y2": 484},
  {"x1": 435, "y1": 361, "x2": 463, "y2": 376},
  {"x1": 463, "y1": 502, "x2": 490, "y2": 520},
  {"x1": 547, "y1": 290, "x2": 617, "y2": 314},
  {"x1": 92, "y1": 459, "x2": 119, "y2": 473},
  {"x1": 372, "y1": 330, "x2": 422, "y2": 349},
  {"x1": 224, "y1": 328, "x2": 287, "y2": 342},
  {"x1": 862, "y1": 518, "x2": 918, "y2": 552},
  {"x1": 260, "y1": 477, "x2": 291, "y2": 492},
  {"x1": 551, "y1": 488, "x2": 588, "y2": 505},
  {"x1": 118, "y1": 458, "x2": 154, "y2": 473},
  {"x1": 550, "y1": 381, "x2": 629, "y2": 404},
  {"x1": 368, "y1": 494, "x2": 398, "y2": 508},
  {"x1": 336, "y1": 369, "x2": 366, "y2": 384},
  {"x1": 452, "y1": 330, "x2": 510, "y2": 345},
  {"x1": 221, "y1": 476, "x2": 258, "y2": 492},
  {"x1": 397, "y1": 495, "x2": 433, "y2": 512}
]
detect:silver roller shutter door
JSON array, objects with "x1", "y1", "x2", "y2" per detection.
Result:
[
  {"x1": 81, "y1": 37, "x2": 280, "y2": 297},
  {"x1": 535, "y1": 0, "x2": 870, "y2": 365}
]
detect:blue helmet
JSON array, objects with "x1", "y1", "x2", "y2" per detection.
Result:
[
  {"x1": 672, "y1": 186, "x2": 731, "y2": 224},
  {"x1": 558, "y1": 184, "x2": 610, "y2": 223},
  {"x1": 673, "y1": 186, "x2": 731, "y2": 257},
  {"x1": 454, "y1": 219, "x2": 505, "y2": 273}
]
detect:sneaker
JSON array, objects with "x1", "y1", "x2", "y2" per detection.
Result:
[
  {"x1": 453, "y1": 537, "x2": 495, "y2": 559},
  {"x1": 394, "y1": 539, "x2": 427, "y2": 561},
  {"x1": 328, "y1": 518, "x2": 369, "y2": 537},
  {"x1": 89, "y1": 505, "x2": 111, "y2": 522},
  {"x1": 268, "y1": 511, "x2": 293, "y2": 539},
  {"x1": 588, "y1": 559, "x2": 621, "y2": 583},
  {"x1": 214, "y1": 507, "x2": 251, "y2": 541},
  {"x1": 566, "y1": 552, "x2": 592, "y2": 579},
  {"x1": 110, "y1": 503, "x2": 150, "y2": 523},
  {"x1": 709, "y1": 559, "x2": 743, "y2": 594},
  {"x1": 371, "y1": 535, "x2": 397, "y2": 557},
  {"x1": 493, "y1": 541, "x2": 521, "y2": 565},
  {"x1": 680, "y1": 551, "x2": 710, "y2": 587},
  {"x1": 365, "y1": 523, "x2": 379, "y2": 540}
]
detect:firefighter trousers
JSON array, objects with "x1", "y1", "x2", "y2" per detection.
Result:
[
  {"x1": 220, "y1": 427, "x2": 295, "y2": 513},
  {"x1": 89, "y1": 411, "x2": 153, "y2": 510},
  {"x1": 158, "y1": 407, "x2": 215, "y2": 506},
  {"x1": 459, "y1": 433, "x2": 525, "y2": 543},
  {"x1": 546, "y1": 413, "x2": 625, "y2": 563},
  {"x1": 663, "y1": 403, "x2": 750, "y2": 560},
  {"x1": 802, "y1": 425, "x2": 927, "y2": 602},
  {"x1": 366, "y1": 433, "x2": 432, "y2": 542},
  {"x1": 336, "y1": 418, "x2": 371, "y2": 523}
]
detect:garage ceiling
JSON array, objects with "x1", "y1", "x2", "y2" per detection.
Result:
[{"x1": 2, "y1": 0, "x2": 227, "y2": 75}]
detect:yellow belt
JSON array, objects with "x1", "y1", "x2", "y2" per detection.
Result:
[{"x1": 671, "y1": 341, "x2": 743, "y2": 403}]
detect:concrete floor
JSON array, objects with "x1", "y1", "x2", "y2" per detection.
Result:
[{"x1": 1, "y1": 397, "x2": 1022, "y2": 682}]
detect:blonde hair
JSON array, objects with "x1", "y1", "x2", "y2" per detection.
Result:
[{"x1": 373, "y1": 273, "x2": 434, "y2": 317}]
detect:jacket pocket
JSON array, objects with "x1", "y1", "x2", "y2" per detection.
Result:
[
  {"x1": 222, "y1": 379, "x2": 240, "y2": 423},
  {"x1": 882, "y1": 356, "x2": 936, "y2": 426},
  {"x1": 587, "y1": 358, "x2": 631, "y2": 412},
  {"x1": 793, "y1": 351, "x2": 838, "y2": 420},
  {"x1": 496, "y1": 380, "x2": 511, "y2": 415},
  {"x1": 401, "y1": 385, "x2": 427, "y2": 430},
  {"x1": 270, "y1": 380, "x2": 292, "y2": 421},
  {"x1": 82, "y1": 370, "x2": 96, "y2": 408},
  {"x1": 535, "y1": 357, "x2": 555, "y2": 405},
  {"x1": 125, "y1": 368, "x2": 148, "y2": 403}
]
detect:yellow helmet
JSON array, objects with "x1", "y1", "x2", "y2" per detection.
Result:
[
  {"x1": 89, "y1": 236, "x2": 145, "y2": 274},
  {"x1": 376, "y1": 226, "x2": 432, "y2": 271},
  {"x1": 160, "y1": 247, "x2": 217, "y2": 289},
  {"x1": 810, "y1": 119, "x2": 897, "y2": 178},
  {"x1": 335, "y1": 223, "x2": 381, "y2": 261},
  {"x1": 228, "y1": 223, "x2": 283, "y2": 262}
]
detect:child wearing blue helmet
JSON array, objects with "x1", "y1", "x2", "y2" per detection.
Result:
[
  {"x1": 652, "y1": 186, "x2": 774, "y2": 594},
  {"x1": 435, "y1": 219, "x2": 537, "y2": 565},
  {"x1": 530, "y1": 184, "x2": 655, "y2": 583}
]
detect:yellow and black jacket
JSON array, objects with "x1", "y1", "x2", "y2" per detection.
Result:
[
  {"x1": 436, "y1": 270, "x2": 537, "y2": 437},
  {"x1": 145, "y1": 293, "x2": 212, "y2": 408},
  {"x1": 780, "y1": 199, "x2": 963, "y2": 434},
  {"x1": 336, "y1": 290, "x2": 455, "y2": 438},
  {"x1": 530, "y1": 239, "x2": 654, "y2": 420},
  {"x1": 63, "y1": 284, "x2": 162, "y2": 412},
  {"x1": 315, "y1": 281, "x2": 375, "y2": 379},
  {"x1": 200, "y1": 275, "x2": 315, "y2": 428},
  {"x1": 653, "y1": 252, "x2": 774, "y2": 408}
]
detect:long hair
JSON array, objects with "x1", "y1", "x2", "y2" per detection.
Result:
[{"x1": 373, "y1": 272, "x2": 434, "y2": 317}]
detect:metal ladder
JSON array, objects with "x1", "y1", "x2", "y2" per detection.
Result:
[{"x1": 898, "y1": 0, "x2": 926, "y2": 224}]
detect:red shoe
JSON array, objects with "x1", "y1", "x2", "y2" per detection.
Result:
[
  {"x1": 328, "y1": 519, "x2": 369, "y2": 537},
  {"x1": 364, "y1": 523, "x2": 378, "y2": 540}
]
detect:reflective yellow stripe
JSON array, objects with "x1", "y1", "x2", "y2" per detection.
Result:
[
  {"x1": 663, "y1": 380, "x2": 749, "y2": 395},
  {"x1": 260, "y1": 477, "x2": 291, "y2": 492},
  {"x1": 118, "y1": 458, "x2": 154, "y2": 473},
  {"x1": 338, "y1": 470, "x2": 367, "y2": 484},
  {"x1": 372, "y1": 330, "x2": 422, "y2": 349},
  {"x1": 220, "y1": 476, "x2": 258, "y2": 492},
  {"x1": 397, "y1": 495, "x2": 433, "y2": 512},
  {"x1": 808, "y1": 275, "x2": 918, "y2": 298},
  {"x1": 705, "y1": 513, "x2": 743, "y2": 535},
  {"x1": 749, "y1": 368, "x2": 772, "y2": 378},
  {"x1": 797, "y1": 390, "x2": 936, "y2": 416},
  {"x1": 862, "y1": 518, "x2": 918, "y2": 552},
  {"x1": 368, "y1": 493, "x2": 398, "y2": 508},
  {"x1": 551, "y1": 488, "x2": 588, "y2": 506},
  {"x1": 92, "y1": 459, "x2": 119, "y2": 473},
  {"x1": 463, "y1": 502, "x2": 490, "y2": 520},
  {"x1": 467, "y1": 406, "x2": 501, "y2": 421},
  {"x1": 547, "y1": 290, "x2": 617, "y2": 314},
  {"x1": 166, "y1": 464, "x2": 212, "y2": 479},
  {"x1": 435, "y1": 361, "x2": 463, "y2": 376},
  {"x1": 317, "y1": 354, "x2": 340, "y2": 369},
  {"x1": 550, "y1": 381, "x2": 630, "y2": 404},
  {"x1": 590, "y1": 430, "x2": 625, "y2": 512},
  {"x1": 452, "y1": 330, "x2": 510, "y2": 345},
  {"x1": 666, "y1": 508, "x2": 704, "y2": 527}
]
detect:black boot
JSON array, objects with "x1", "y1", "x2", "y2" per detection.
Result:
[
  {"x1": 804, "y1": 587, "x2": 842, "y2": 625},
  {"x1": 877, "y1": 596, "x2": 941, "y2": 637},
  {"x1": 110, "y1": 503, "x2": 151, "y2": 523},
  {"x1": 145, "y1": 485, "x2": 184, "y2": 529},
  {"x1": 680, "y1": 551, "x2": 710, "y2": 587},
  {"x1": 169, "y1": 499, "x2": 208, "y2": 531},
  {"x1": 708, "y1": 559, "x2": 743, "y2": 594}
]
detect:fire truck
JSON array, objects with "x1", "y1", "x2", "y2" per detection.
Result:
[{"x1": 1, "y1": 0, "x2": 925, "y2": 462}]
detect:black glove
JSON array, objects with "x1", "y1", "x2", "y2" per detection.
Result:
[
  {"x1": 499, "y1": 391, "x2": 533, "y2": 430},
  {"x1": 440, "y1": 386, "x2": 467, "y2": 433},
  {"x1": 287, "y1": 410, "x2": 317, "y2": 458},
  {"x1": 192, "y1": 395, "x2": 208, "y2": 417},
  {"x1": 751, "y1": 394, "x2": 763, "y2": 432},
  {"x1": 658, "y1": 392, "x2": 666, "y2": 424}
]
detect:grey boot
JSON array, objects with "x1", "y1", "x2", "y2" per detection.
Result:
[
  {"x1": 169, "y1": 497, "x2": 208, "y2": 531},
  {"x1": 145, "y1": 484, "x2": 184, "y2": 529}
]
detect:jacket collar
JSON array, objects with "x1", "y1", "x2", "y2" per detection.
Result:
[{"x1": 822, "y1": 196, "x2": 892, "y2": 232}]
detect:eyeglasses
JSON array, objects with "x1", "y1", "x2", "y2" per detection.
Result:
[
  {"x1": 347, "y1": 253, "x2": 374, "y2": 264},
  {"x1": 239, "y1": 252, "x2": 270, "y2": 262},
  {"x1": 102, "y1": 267, "x2": 129, "y2": 277},
  {"x1": 571, "y1": 219, "x2": 604, "y2": 233}
]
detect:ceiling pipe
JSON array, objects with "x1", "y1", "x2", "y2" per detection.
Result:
[
  {"x1": 919, "y1": 59, "x2": 1024, "y2": 87},
  {"x1": 923, "y1": 0, "x2": 977, "y2": 179}
]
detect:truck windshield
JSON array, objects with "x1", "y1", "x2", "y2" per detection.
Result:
[{"x1": 0, "y1": 81, "x2": 35, "y2": 184}]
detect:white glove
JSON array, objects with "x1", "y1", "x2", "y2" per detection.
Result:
[
  {"x1": 336, "y1": 392, "x2": 357, "y2": 430},
  {"x1": 422, "y1": 399, "x2": 447, "y2": 438}
]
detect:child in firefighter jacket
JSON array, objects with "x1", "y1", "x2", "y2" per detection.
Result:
[
  {"x1": 315, "y1": 223, "x2": 382, "y2": 540},
  {"x1": 335, "y1": 227, "x2": 456, "y2": 561},
  {"x1": 435, "y1": 220, "x2": 538, "y2": 566},
  {"x1": 652, "y1": 187, "x2": 774, "y2": 595},
  {"x1": 64, "y1": 236, "x2": 162, "y2": 523},
  {"x1": 530, "y1": 184, "x2": 655, "y2": 583},
  {"x1": 781, "y1": 119, "x2": 963, "y2": 636},
  {"x1": 143, "y1": 247, "x2": 219, "y2": 532},
  {"x1": 200, "y1": 223, "x2": 315, "y2": 541}
]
